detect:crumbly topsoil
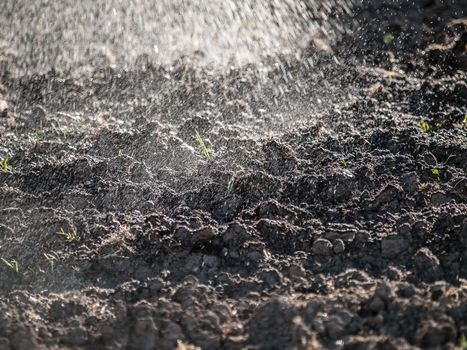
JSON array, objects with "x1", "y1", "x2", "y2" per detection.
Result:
[{"x1": 0, "y1": 1, "x2": 466, "y2": 349}]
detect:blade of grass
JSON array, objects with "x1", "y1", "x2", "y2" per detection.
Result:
[
  {"x1": 2, "y1": 157, "x2": 9, "y2": 172},
  {"x1": 195, "y1": 131, "x2": 212, "y2": 160},
  {"x1": 1, "y1": 257, "x2": 19, "y2": 273}
]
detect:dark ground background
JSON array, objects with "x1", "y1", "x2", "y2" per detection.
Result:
[{"x1": 0, "y1": 0, "x2": 466, "y2": 349}]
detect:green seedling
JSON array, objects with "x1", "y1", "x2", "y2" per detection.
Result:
[
  {"x1": 117, "y1": 149, "x2": 137, "y2": 158},
  {"x1": 226, "y1": 175, "x2": 236, "y2": 194},
  {"x1": 460, "y1": 334, "x2": 467, "y2": 350},
  {"x1": 428, "y1": 153, "x2": 441, "y2": 178},
  {"x1": 1, "y1": 257, "x2": 19, "y2": 273},
  {"x1": 57, "y1": 227, "x2": 80, "y2": 242},
  {"x1": 428, "y1": 153, "x2": 456, "y2": 179},
  {"x1": 2, "y1": 158, "x2": 9, "y2": 173},
  {"x1": 420, "y1": 121, "x2": 430, "y2": 133},
  {"x1": 181, "y1": 64, "x2": 189, "y2": 85},
  {"x1": 383, "y1": 33, "x2": 395, "y2": 45},
  {"x1": 339, "y1": 156, "x2": 347, "y2": 168},
  {"x1": 195, "y1": 131, "x2": 212, "y2": 160},
  {"x1": 43, "y1": 252, "x2": 58, "y2": 270}
]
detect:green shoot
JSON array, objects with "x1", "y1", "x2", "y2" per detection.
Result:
[
  {"x1": 464, "y1": 114, "x2": 467, "y2": 125},
  {"x1": 461, "y1": 334, "x2": 467, "y2": 350},
  {"x1": 383, "y1": 33, "x2": 395, "y2": 45},
  {"x1": 43, "y1": 252, "x2": 58, "y2": 270},
  {"x1": 339, "y1": 156, "x2": 347, "y2": 168},
  {"x1": 420, "y1": 121, "x2": 430, "y2": 133},
  {"x1": 226, "y1": 175, "x2": 235, "y2": 194},
  {"x1": 1, "y1": 257, "x2": 19, "y2": 273},
  {"x1": 195, "y1": 131, "x2": 212, "y2": 160},
  {"x1": 117, "y1": 149, "x2": 137, "y2": 158},
  {"x1": 181, "y1": 64, "x2": 189, "y2": 85},
  {"x1": 57, "y1": 227, "x2": 80, "y2": 242},
  {"x1": 2, "y1": 157, "x2": 9, "y2": 173},
  {"x1": 432, "y1": 169, "x2": 440, "y2": 176}
]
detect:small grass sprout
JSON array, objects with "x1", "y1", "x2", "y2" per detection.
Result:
[
  {"x1": 57, "y1": 227, "x2": 80, "y2": 242},
  {"x1": 195, "y1": 131, "x2": 212, "y2": 160},
  {"x1": 383, "y1": 33, "x2": 395, "y2": 45},
  {"x1": 226, "y1": 175, "x2": 236, "y2": 194},
  {"x1": 181, "y1": 63, "x2": 190, "y2": 85},
  {"x1": 2, "y1": 157, "x2": 9, "y2": 173},
  {"x1": 43, "y1": 252, "x2": 59, "y2": 270},
  {"x1": 339, "y1": 156, "x2": 347, "y2": 168},
  {"x1": 420, "y1": 121, "x2": 430, "y2": 133},
  {"x1": 460, "y1": 334, "x2": 467, "y2": 350},
  {"x1": 117, "y1": 149, "x2": 138, "y2": 158},
  {"x1": 1, "y1": 257, "x2": 19, "y2": 273},
  {"x1": 428, "y1": 153, "x2": 455, "y2": 179}
]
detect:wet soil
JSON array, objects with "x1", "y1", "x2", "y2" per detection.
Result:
[{"x1": 0, "y1": 1, "x2": 466, "y2": 349}]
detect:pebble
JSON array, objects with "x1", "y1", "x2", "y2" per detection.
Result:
[
  {"x1": 401, "y1": 171, "x2": 419, "y2": 193},
  {"x1": 381, "y1": 235, "x2": 409, "y2": 258},
  {"x1": 260, "y1": 269, "x2": 283, "y2": 287},
  {"x1": 414, "y1": 248, "x2": 439, "y2": 270},
  {"x1": 417, "y1": 318, "x2": 457, "y2": 347},
  {"x1": 32, "y1": 105, "x2": 46, "y2": 119},
  {"x1": 414, "y1": 247, "x2": 442, "y2": 282},
  {"x1": 431, "y1": 192, "x2": 450, "y2": 206},
  {"x1": 373, "y1": 183, "x2": 404, "y2": 208},
  {"x1": 192, "y1": 226, "x2": 217, "y2": 242},
  {"x1": 312, "y1": 238, "x2": 333, "y2": 256},
  {"x1": 324, "y1": 223, "x2": 357, "y2": 242},
  {"x1": 333, "y1": 239, "x2": 345, "y2": 254}
]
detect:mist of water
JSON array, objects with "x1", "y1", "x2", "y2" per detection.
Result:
[{"x1": 2, "y1": 0, "x2": 356, "y2": 74}]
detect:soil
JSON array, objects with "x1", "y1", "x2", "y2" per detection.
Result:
[{"x1": 0, "y1": 0, "x2": 466, "y2": 349}]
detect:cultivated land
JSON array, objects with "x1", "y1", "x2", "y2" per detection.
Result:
[{"x1": 0, "y1": 1, "x2": 466, "y2": 349}]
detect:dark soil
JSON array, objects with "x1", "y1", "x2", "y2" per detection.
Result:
[{"x1": 0, "y1": 1, "x2": 466, "y2": 349}]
